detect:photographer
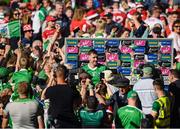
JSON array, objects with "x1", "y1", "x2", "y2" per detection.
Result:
[{"x1": 41, "y1": 64, "x2": 80, "y2": 128}]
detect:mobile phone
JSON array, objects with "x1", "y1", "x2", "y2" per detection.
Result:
[{"x1": 100, "y1": 73, "x2": 105, "y2": 80}]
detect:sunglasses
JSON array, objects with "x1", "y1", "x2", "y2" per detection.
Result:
[
  {"x1": 14, "y1": 13, "x2": 20, "y2": 16},
  {"x1": 174, "y1": 26, "x2": 180, "y2": 28}
]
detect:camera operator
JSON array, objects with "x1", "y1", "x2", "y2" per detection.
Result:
[{"x1": 41, "y1": 64, "x2": 80, "y2": 128}]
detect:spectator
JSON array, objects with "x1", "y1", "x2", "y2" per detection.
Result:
[
  {"x1": 70, "y1": 7, "x2": 86, "y2": 36},
  {"x1": 81, "y1": 49, "x2": 107, "y2": 86},
  {"x1": 116, "y1": 90, "x2": 144, "y2": 128},
  {"x1": 79, "y1": 95, "x2": 106, "y2": 128},
  {"x1": 151, "y1": 79, "x2": 171, "y2": 128},
  {"x1": 168, "y1": 20, "x2": 180, "y2": 54},
  {"x1": 168, "y1": 69, "x2": 180, "y2": 128},
  {"x1": 133, "y1": 66, "x2": 157, "y2": 114},
  {"x1": 54, "y1": 1, "x2": 70, "y2": 37},
  {"x1": 104, "y1": 12, "x2": 121, "y2": 36},
  {"x1": 106, "y1": 76, "x2": 131, "y2": 126},
  {"x1": 22, "y1": 24, "x2": 33, "y2": 47},
  {"x1": 85, "y1": 0, "x2": 94, "y2": 12},
  {"x1": 145, "y1": 6, "x2": 163, "y2": 32},
  {"x1": 30, "y1": 40, "x2": 43, "y2": 61},
  {"x1": 2, "y1": 82, "x2": 44, "y2": 129}
]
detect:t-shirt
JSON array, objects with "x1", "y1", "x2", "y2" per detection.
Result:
[
  {"x1": 117, "y1": 105, "x2": 144, "y2": 128},
  {"x1": 4, "y1": 99, "x2": 43, "y2": 129},
  {"x1": 45, "y1": 84, "x2": 79, "y2": 122},
  {"x1": 82, "y1": 64, "x2": 107, "y2": 86},
  {"x1": 80, "y1": 108, "x2": 105, "y2": 127},
  {"x1": 42, "y1": 29, "x2": 56, "y2": 40}
]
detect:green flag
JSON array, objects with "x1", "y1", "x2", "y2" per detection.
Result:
[{"x1": 0, "y1": 20, "x2": 21, "y2": 38}]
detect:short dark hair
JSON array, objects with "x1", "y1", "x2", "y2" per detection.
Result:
[
  {"x1": 153, "y1": 78, "x2": 164, "y2": 90},
  {"x1": 87, "y1": 96, "x2": 98, "y2": 110},
  {"x1": 88, "y1": 49, "x2": 98, "y2": 55},
  {"x1": 55, "y1": 64, "x2": 68, "y2": 78},
  {"x1": 170, "y1": 69, "x2": 180, "y2": 79}
]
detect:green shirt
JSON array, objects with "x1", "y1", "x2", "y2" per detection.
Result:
[
  {"x1": 117, "y1": 105, "x2": 144, "y2": 129},
  {"x1": 82, "y1": 64, "x2": 107, "y2": 86},
  {"x1": 11, "y1": 69, "x2": 32, "y2": 101},
  {"x1": 80, "y1": 108, "x2": 104, "y2": 127},
  {"x1": 39, "y1": 6, "x2": 51, "y2": 21}
]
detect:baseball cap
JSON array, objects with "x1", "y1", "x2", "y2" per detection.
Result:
[
  {"x1": 23, "y1": 24, "x2": 33, "y2": 32},
  {"x1": 143, "y1": 67, "x2": 153, "y2": 75},
  {"x1": 127, "y1": 90, "x2": 138, "y2": 99},
  {"x1": 104, "y1": 12, "x2": 113, "y2": 19},
  {"x1": 46, "y1": 15, "x2": 57, "y2": 22}
]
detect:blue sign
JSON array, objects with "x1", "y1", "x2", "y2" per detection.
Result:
[
  {"x1": 106, "y1": 40, "x2": 120, "y2": 46},
  {"x1": 148, "y1": 54, "x2": 158, "y2": 60},
  {"x1": 134, "y1": 47, "x2": 145, "y2": 53}
]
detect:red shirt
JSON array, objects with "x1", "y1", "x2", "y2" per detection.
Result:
[
  {"x1": 112, "y1": 10, "x2": 127, "y2": 26},
  {"x1": 70, "y1": 20, "x2": 83, "y2": 32},
  {"x1": 42, "y1": 29, "x2": 56, "y2": 40}
]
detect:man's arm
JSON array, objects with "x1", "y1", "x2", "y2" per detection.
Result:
[
  {"x1": 2, "y1": 108, "x2": 9, "y2": 129},
  {"x1": 37, "y1": 116, "x2": 44, "y2": 129},
  {"x1": 151, "y1": 101, "x2": 160, "y2": 119},
  {"x1": 2, "y1": 117, "x2": 8, "y2": 129}
]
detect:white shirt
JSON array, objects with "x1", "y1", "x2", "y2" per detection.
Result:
[
  {"x1": 32, "y1": 11, "x2": 41, "y2": 34},
  {"x1": 168, "y1": 32, "x2": 180, "y2": 52},
  {"x1": 133, "y1": 77, "x2": 157, "y2": 114},
  {"x1": 145, "y1": 17, "x2": 164, "y2": 31}
]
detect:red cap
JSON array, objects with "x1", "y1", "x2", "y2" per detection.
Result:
[
  {"x1": 23, "y1": 24, "x2": 33, "y2": 31},
  {"x1": 136, "y1": 3, "x2": 144, "y2": 8},
  {"x1": 106, "y1": 106, "x2": 113, "y2": 114},
  {"x1": 127, "y1": 9, "x2": 137, "y2": 19},
  {"x1": 46, "y1": 15, "x2": 57, "y2": 22},
  {"x1": 85, "y1": 10, "x2": 99, "y2": 20}
]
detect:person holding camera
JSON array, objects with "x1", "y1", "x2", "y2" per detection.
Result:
[{"x1": 41, "y1": 64, "x2": 80, "y2": 128}]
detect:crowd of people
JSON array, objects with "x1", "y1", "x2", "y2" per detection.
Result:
[{"x1": 0, "y1": 0, "x2": 180, "y2": 128}]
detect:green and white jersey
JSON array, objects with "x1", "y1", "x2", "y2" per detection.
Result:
[
  {"x1": 39, "y1": 6, "x2": 51, "y2": 22},
  {"x1": 117, "y1": 105, "x2": 145, "y2": 129},
  {"x1": 80, "y1": 108, "x2": 104, "y2": 127},
  {"x1": 82, "y1": 64, "x2": 107, "y2": 86}
]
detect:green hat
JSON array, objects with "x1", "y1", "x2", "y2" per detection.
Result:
[
  {"x1": 0, "y1": 67, "x2": 10, "y2": 78},
  {"x1": 12, "y1": 70, "x2": 32, "y2": 84},
  {"x1": 127, "y1": 90, "x2": 138, "y2": 99},
  {"x1": 38, "y1": 70, "x2": 48, "y2": 80},
  {"x1": 143, "y1": 67, "x2": 153, "y2": 75}
]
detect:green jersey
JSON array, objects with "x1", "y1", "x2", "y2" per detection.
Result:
[
  {"x1": 82, "y1": 64, "x2": 107, "y2": 86},
  {"x1": 11, "y1": 69, "x2": 32, "y2": 101},
  {"x1": 117, "y1": 105, "x2": 144, "y2": 129},
  {"x1": 80, "y1": 108, "x2": 104, "y2": 127}
]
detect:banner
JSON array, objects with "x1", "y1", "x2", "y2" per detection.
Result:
[
  {"x1": 65, "y1": 38, "x2": 173, "y2": 85},
  {"x1": 0, "y1": 20, "x2": 21, "y2": 38}
]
